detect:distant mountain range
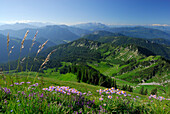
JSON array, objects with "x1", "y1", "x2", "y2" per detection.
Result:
[
  {"x1": 0, "y1": 34, "x2": 44, "y2": 63},
  {"x1": 0, "y1": 22, "x2": 54, "y2": 30},
  {"x1": 0, "y1": 22, "x2": 170, "y2": 45},
  {"x1": 0, "y1": 25, "x2": 80, "y2": 45},
  {"x1": 0, "y1": 22, "x2": 170, "y2": 64},
  {"x1": 0, "y1": 23, "x2": 37, "y2": 30}
]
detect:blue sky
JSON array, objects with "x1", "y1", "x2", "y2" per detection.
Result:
[{"x1": 0, "y1": 0, "x2": 170, "y2": 25}]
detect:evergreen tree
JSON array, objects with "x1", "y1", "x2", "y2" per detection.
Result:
[
  {"x1": 144, "y1": 89, "x2": 148, "y2": 95},
  {"x1": 129, "y1": 86, "x2": 133, "y2": 92},
  {"x1": 77, "y1": 70, "x2": 81, "y2": 82},
  {"x1": 140, "y1": 87, "x2": 144, "y2": 95},
  {"x1": 125, "y1": 84, "x2": 127, "y2": 90},
  {"x1": 151, "y1": 88, "x2": 157, "y2": 95},
  {"x1": 122, "y1": 85, "x2": 125, "y2": 90},
  {"x1": 114, "y1": 80, "x2": 117, "y2": 89}
]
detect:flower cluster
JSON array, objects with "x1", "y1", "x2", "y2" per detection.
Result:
[
  {"x1": 43, "y1": 86, "x2": 82, "y2": 95},
  {"x1": 149, "y1": 95, "x2": 166, "y2": 101},
  {"x1": 10, "y1": 82, "x2": 31, "y2": 86},
  {"x1": 97, "y1": 87, "x2": 127, "y2": 97},
  {"x1": 0, "y1": 87, "x2": 11, "y2": 94}
]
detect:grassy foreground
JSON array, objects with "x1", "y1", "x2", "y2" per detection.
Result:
[{"x1": 0, "y1": 73, "x2": 169, "y2": 114}]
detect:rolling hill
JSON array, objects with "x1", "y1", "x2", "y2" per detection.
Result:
[
  {"x1": 83, "y1": 31, "x2": 170, "y2": 60},
  {"x1": 4, "y1": 38, "x2": 168, "y2": 84}
]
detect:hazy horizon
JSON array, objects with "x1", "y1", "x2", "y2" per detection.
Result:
[{"x1": 0, "y1": 0, "x2": 170, "y2": 26}]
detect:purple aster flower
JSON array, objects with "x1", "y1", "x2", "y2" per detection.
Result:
[
  {"x1": 35, "y1": 83, "x2": 38, "y2": 86},
  {"x1": 99, "y1": 97, "x2": 103, "y2": 101},
  {"x1": 43, "y1": 88, "x2": 48, "y2": 90},
  {"x1": 67, "y1": 93, "x2": 71, "y2": 95},
  {"x1": 14, "y1": 83, "x2": 19, "y2": 85},
  {"x1": 108, "y1": 96, "x2": 112, "y2": 99},
  {"x1": 40, "y1": 93, "x2": 43, "y2": 98}
]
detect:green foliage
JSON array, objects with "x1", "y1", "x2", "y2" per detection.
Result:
[
  {"x1": 151, "y1": 88, "x2": 158, "y2": 95},
  {"x1": 144, "y1": 89, "x2": 148, "y2": 95},
  {"x1": 60, "y1": 64, "x2": 118, "y2": 88},
  {"x1": 140, "y1": 87, "x2": 144, "y2": 95},
  {"x1": 122, "y1": 84, "x2": 133, "y2": 92}
]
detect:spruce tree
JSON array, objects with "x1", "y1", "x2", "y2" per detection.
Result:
[
  {"x1": 144, "y1": 89, "x2": 148, "y2": 95},
  {"x1": 140, "y1": 87, "x2": 144, "y2": 95},
  {"x1": 114, "y1": 80, "x2": 117, "y2": 89},
  {"x1": 125, "y1": 84, "x2": 127, "y2": 90},
  {"x1": 77, "y1": 70, "x2": 81, "y2": 82}
]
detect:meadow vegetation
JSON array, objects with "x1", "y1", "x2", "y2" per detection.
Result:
[{"x1": 0, "y1": 31, "x2": 170, "y2": 113}]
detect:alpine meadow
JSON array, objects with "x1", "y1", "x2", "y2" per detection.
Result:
[{"x1": 0, "y1": 0, "x2": 170, "y2": 113}]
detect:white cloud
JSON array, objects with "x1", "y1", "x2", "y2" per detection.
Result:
[{"x1": 151, "y1": 24, "x2": 170, "y2": 26}]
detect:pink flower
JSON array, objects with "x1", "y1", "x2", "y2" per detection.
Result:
[{"x1": 99, "y1": 98, "x2": 103, "y2": 101}]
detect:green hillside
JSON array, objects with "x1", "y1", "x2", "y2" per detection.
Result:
[
  {"x1": 1, "y1": 36, "x2": 170, "y2": 114},
  {"x1": 83, "y1": 32, "x2": 170, "y2": 60}
]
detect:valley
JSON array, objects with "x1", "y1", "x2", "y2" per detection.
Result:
[{"x1": 0, "y1": 22, "x2": 170, "y2": 113}]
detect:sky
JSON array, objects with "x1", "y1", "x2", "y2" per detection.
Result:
[{"x1": 0, "y1": 0, "x2": 170, "y2": 25}]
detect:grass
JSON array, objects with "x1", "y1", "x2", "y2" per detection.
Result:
[
  {"x1": 0, "y1": 73, "x2": 169, "y2": 113},
  {"x1": 1, "y1": 32, "x2": 170, "y2": 113}
]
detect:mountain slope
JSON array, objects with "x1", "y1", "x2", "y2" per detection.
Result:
[
  {"x1": 1, "y1": 38, "x2": 169, "y2": 84},
  {"x1": 83, "y1": 32, "x2": 170, "y2": 60},
  {"x1": 0, "y1": 34, "x2": 49, "y2": 63},
  {"x1": 0, "y1": 25, "x2": 79, "y2": 45},
  {"x1": 44, "y1": 39, "x2": 170, "y2": 83}
]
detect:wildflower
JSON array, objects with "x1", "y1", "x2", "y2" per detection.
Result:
[
  {"x1": 42, "y1": 88, "x2": 48, "y2": 90},
  {"x1": 17, "y1": 100, "x2": 20, "y2": 102},
  {"x1": 49, "y1": 89, "x2": 53, "y2": 92},
  {"x1": 103, "y1": 103, "x2": 106, "y2": 106},
  {"x1": 32, "y1": 84, "x2": 36, "y2": 87},
  {"x1": 40, "y1": 93, "x2": 43, "y2": 98},
  {"x1": 14, "y1": 83, "x2": 19, "y2": 85},
  {"x1": 67, "y1": 93, "x2": 71, "y2": 95},
  {"x1": 108, "y1": 96, "x2": 112, "y2": 99},
  {"x1": 83, "y1": 92, "x2": 86, "y2": 95},
  {"x1": 10, "y1": 110, "x2": 13, "y2": 112},
  {"x1": 27, "y1": 82, "x2": 31, "y2": 84},
  {"x1": 99, "y1": 98, "x2": 103, "y2": 101}
]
